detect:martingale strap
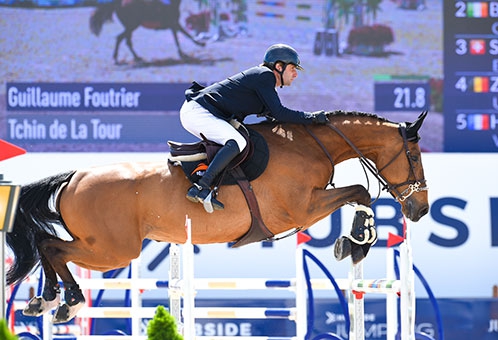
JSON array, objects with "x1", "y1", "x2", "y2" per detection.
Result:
[{"x1": 229, "y1": 167, "x2": 275, "y2": 248}]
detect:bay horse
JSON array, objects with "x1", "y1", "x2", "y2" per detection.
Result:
[
  {"x1": 89, "y1": 0, "x2": 205, "y2": 64},
  {"x1": 6, "y1": 110, "x2": 429, "y2": 324}
]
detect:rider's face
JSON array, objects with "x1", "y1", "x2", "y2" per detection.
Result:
[
  {"x1": 274, "y1": 63, "x2": 298, "y2": 87},
  {"x1": 282, "y1": 64, "x2": 298, "y2": 86}
]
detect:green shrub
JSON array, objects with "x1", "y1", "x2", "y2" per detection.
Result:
[
  {"x1": 0, "y1": 319, "x2": 18, "y2": 340},
  {"x1": 147, "y1": 305, "x2": 184, "y2": 340}
]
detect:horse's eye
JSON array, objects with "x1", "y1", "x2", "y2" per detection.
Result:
[{"x1": 411, "y1": 155, "x2": 419, "y2": 162}]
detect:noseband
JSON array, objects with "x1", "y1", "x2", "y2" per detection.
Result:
[{"x1": 306, "y1": 122, "x2": 428, "y2": 202}]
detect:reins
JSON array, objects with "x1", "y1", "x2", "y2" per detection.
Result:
[{"x1": 304, "y1": 126, "x2": 336, "y2": 189}]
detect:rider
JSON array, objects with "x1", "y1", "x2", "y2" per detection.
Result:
[{"x1": 179, "y1": 43, "x2": 329, "y2": 212}]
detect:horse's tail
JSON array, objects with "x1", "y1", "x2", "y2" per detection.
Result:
[
  {"x1": 89, "y1": 1, "x2": 116, "y2": 36},
  {"x1": 6, "y1": 170, "x2": 76, "y2": 286}
]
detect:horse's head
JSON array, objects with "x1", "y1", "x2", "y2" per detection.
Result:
[{"x1": 373, "y1": 111, "x2": 429, "y2": 222}]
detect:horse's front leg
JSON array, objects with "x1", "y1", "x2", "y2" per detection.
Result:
[
  {"x1": 308, "y1": 185, "x2": 376, "y2": 264},
  {"x1": 307, "y1": 184, "x2": 371, "y2": 217}
]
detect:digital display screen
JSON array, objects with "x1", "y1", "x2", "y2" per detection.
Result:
[{"x1": 0, "y1": 0, "x2": 471, "y2": 152}]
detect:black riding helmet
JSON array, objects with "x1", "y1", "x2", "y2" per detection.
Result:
[{"x1": 263, "y1": 44, "x2": 303, "y2": 87}]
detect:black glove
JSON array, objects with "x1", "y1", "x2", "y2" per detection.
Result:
[{"x1": 312, "y1": 110, "x2": 329, "y2": 124}]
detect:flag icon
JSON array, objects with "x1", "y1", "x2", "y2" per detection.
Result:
[
  {"x1": 470, "y1": 39, "x2": 486, "y2": 55},
  {"x1": 467, "y1": 114, "x2": 490, "y2": 130},
  {"x1": 473, "y1": 76, "x2": 489, "y2": 92},
  {"x1": 467, "y1": 2, "x2": 488, "y2": 17}
]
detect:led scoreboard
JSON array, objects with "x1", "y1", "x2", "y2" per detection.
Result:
[
  {"x1": 374, "y1": 75, "x2": 430, "y2": 112},
  {"x1": 444, "y1": 1, "x2": 498, "y2": 151}
]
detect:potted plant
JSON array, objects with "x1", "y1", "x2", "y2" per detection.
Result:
[{"x1": 347, "y1": 24, "x2": 394, "y2": 55}]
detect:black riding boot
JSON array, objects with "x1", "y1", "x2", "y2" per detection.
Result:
[{"x1": 186, "y1": 139, "x2": 240, "y2": 212}]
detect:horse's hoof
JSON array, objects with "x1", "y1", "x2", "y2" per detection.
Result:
[
  {"x1": 133, "y1": 57, "x2": 144, "y2": 65},
  {"x1": 334, "y1": 236, "x2": 352, "y2": 261},
  {"x1": 52, "y1": 301, "x2": 84, "y2": 324},
  {"x1": 23, "y1": 294, "x2": 60, "y2": 317}
]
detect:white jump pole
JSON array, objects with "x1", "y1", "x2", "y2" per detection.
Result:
[
  {"x1": 182, "y1": 216, "x2": 196, "y2": 340},
  {"x1": 386, "y1": 246, "x2": 397, "y2": 340},
  {"x1": 295, "y1": 238, "x2": 307, "y2": 339},
  {"x1": 130, "y1": 258, "x2": 142, "y2": 337},
  {"x1": 169, "y1": 242, "x2": 182, "y2": 334},
  {"x1": 349, "y1": 261, "x2": 365, "y2": 340},
  {"x1": 400, "y1": 219, "x2": 416, "y2": 340},
  {"x1": 349, "y1": 218, "x2": 416, "y2": 340}
]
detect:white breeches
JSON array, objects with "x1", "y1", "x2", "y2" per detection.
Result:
[{"x1": 180, "y1": 100, "x2": 247, "y2": 151}]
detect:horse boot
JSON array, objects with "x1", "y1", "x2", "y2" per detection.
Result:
[
  {"x1": 334, "y1": 205, "x2": 377, "y2": 264},
  {"x1": 348, "y1": 205, "x2": 377, "y2": 264},
  {"x1": 186, "y1": 139, "x2": 240, "y2": 213},
  {"x1": 334, "y1": 238, "x2": 373, "y2": 264}
]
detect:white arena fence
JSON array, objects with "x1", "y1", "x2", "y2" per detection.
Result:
[{"x1": 169, "y1": 216, "x2": 443, "y2": 340}]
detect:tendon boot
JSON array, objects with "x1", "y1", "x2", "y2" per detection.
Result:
[
  {"x1": 348, "y1": 205, "x2": 377, "y2": 263},
  {"x1": 186, "y1": 139, "x2": 240, "y2": 213},
  {"x1": 334, "y1": 205, "x2": 377, "y2": 264},
  {"x1": 348, "y1": 205, "x2": 377, "y2": 245}
]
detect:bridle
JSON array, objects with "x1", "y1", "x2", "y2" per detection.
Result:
[{"x1": 305, "y1": 122, "x2": 428, "y2": 203}]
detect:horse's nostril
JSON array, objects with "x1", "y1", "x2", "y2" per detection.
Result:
[{"x1": 418, "y1": 205, "x2": 429, "y2": 219}]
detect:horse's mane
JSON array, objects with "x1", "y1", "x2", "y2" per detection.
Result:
[
  {"x1": 326, "y1": 110, "x2": 392, "y2": 123},
  {"x1": 249, "y1": 109, "x2": 393, "y2": 127}
]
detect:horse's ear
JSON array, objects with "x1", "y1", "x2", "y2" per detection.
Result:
[{"x1": 405, "y1": 110, "x2": 428, "y2": 142}]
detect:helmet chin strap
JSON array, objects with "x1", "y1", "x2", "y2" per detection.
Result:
[{"x1": 276, "y1": 63, "x2": 288, "y2": 88}]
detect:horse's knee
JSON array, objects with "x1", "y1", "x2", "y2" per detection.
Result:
[{"x1": 355, "y1": 185, "x2": 372, "y2": 205}]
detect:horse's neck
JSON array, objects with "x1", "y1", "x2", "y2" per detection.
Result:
[{"x1": 250, "y1": 119, "x2": 398, "y2": 164}]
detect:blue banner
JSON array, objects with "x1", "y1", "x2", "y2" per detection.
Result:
[
  {"x1": 13, "y1": 298, "x2": 498, "y2": 339},
  {"x1": 3, "y1": 82, "x2": 196, "y2": 151},
  {"x1": 4, "y1": 114, "x2": 197, "y2": 151},
  {"x1": 6, "y1": 82, "x2": 188, "y2": 111}
]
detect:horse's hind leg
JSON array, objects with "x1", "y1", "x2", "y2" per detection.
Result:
[
  {"x1": 172, "y1": 26, "x2": 205, "y2": 60},
  {"x1": 177, "y1": 25, "x2": 205, "y2": 47},
  {"x1": 23, "y1": 255, "x2": 61, "y2": 317},
  {"x1": 170, "y1": 29, "x2": 187, "y2": 59},
  {"x1": 37, "y1": 239, "x2": 86, "y2": 324}
]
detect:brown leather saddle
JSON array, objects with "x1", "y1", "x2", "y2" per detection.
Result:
[{"x1": 168, "y1": 125, "x2": 274, "y2": 247}]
